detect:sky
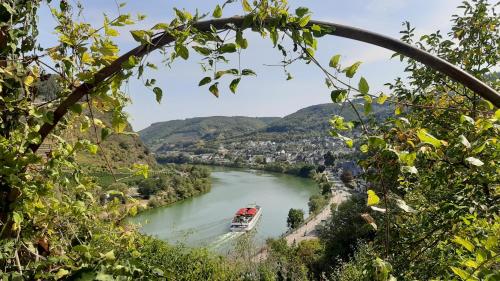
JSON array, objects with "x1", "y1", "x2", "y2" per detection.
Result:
[{"x1": 37, "y1": 0, "x2": 464, "y2": 130}]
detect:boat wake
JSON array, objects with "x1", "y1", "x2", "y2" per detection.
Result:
[{"x1": 209, "y1": 232, "x2": 244, "y2": 249}]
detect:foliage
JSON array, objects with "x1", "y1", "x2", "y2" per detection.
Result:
[
  {"x1": 339, "y1": 170, "x2": 354, "y2": 187},
  {"x1": 264, "y1": 238, "x2": 310, "y2": 281},
  {"x1": 327, "y1": 1, "x2": 500, "y2": 280},
  {"x1": 287, "y1": 208, "x2": 305, "y2": 229},
  {"x1": 323, "y1": 151, "x2": 336, "y2": 166},
  {"x1": 308, "y1": 194, "x2": 328, "y2": 214},
  {"x1": 140, "y1": 116, "x2": 279, "y2": 151},
  {"x1": 329, "y1": 243, "x2": 376, "y2": 281},
  {"x1": 318, "y1": 196, "x2": 375, "y2": 268},
  {"x1": 136, "y1": 165, "x2": 211, "y2": 206},
  {"x1": 0, "y1": 0, "x2": 498, "y2": 279}
]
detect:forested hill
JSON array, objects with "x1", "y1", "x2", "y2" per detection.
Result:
[
  {"x1": 68, "y1": 111, "x2": 157, "y2": 171},
  {"x1": 139, "y1": 100, "x2": 392, "y2": 151},
  {"x1": 139, "y1": 116, "x2": 280, "y2": 150},
  {"x1": 265, "y1": 101, "x2": 391, "y2": 133}
]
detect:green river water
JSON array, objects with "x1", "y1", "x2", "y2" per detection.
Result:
[{"x1": 128, "y1": 167, "x2": 318, "y2": 253}]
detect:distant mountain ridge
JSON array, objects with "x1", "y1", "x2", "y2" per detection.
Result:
[
  {"x1": 139, "y1": 100, "x2": 392, "y2": 152},
  {"x1": 140, "y1": 116, "x2": 280, "y2": 150}
]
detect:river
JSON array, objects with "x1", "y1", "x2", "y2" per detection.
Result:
[{"x1": 128, "y1": 167, "x2": 318, "y2": 253}]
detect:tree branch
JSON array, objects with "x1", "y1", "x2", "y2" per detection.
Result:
[{"x1": 28, "y1": 16, "x2": 500, "y2": 153}]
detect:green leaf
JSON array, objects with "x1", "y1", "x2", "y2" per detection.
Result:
[
  {"x1": 209, "y1": 83, "x2": 219, "y2": 97},
  {"x1": 81, "y1": 52, "x2": 94, "y2": 64},
  {"x1": 345, "y1": 138, "x2": 354, "y2": 148},
  {"x1": 122, "y1": 55, "x2": 137, "y2": 69},
  {"x1": 112, "y1": 114, "x2": 127, "y2": 133},
  {"x1": 395, "y1": 106, "x2": 402, "y2": 115},
  {"x1": 344, "y1": 62, "x2": 362, "y2": 78},
  {"x1": 450, "y1": 267, "x2": 470, "y2": 280},
  {"x1": 302, "y1": 30, "x2": 314, "y2": 47},
  {"x1": 213, "y1": 4, "x2": 222, "y2": 18},
  {"x1": 270, "y1": 28, "x2": 278, "y2": 47},
  {"x1": 242, "y1": 0, "x2": 252, "y2": 12},
  {"x1": 329, "y1": 54, "x2": 341, "y2": 68},
  {"x1": 192, "y1": 46, "x2": 211, "y2": 56},
  {"x1": 330, "y1": 90, "x2": 347, "y2": 103},
  {"x1": 199, "y1": 77, "x2": 212, "y2": 86},
  {"x1": 298, "y1": 15, "x2": 311, "y2": 27},
  {"x1": 70, "y1": 103, "x2": 83, "y2": 114},
  {"x1": 358, "y1": 77, "x2": 369, "y2": 94},
  {"x1": 12, "y1": 212, "x2": 22, "y2": 231},
  {"x1": 368, "y1": 136, "x2": 386, "y2": 150},
  {"x1": 465, "y1": 157, "x2": 484, "y2": 167},
  {"x1": 129, "y1": 205, "x2": 138, "y2": 216},
  {"x1": 367, "y1": 190, "x2": 380, "y2": 206},
  {"x1": 236, "y1": 31, "x2": 248, "y2": 49},
  {"x1": 460, "y1": 115, "x2": 475, "y2": 124},
  {"x1": 453, "y1": 236, "x2": 475, "y2": 252},
  {"x1": 462, "y1": 260, "x2": 478, "y2": 269},
  {"x1": 219, "y1": 43, "x2": 237, "y2": 53},
  {"x1": 360, "y1": 144, "x2": 369, "y2": 153},
  {"x1": 105, "y1": 25, "x2": 119, "y2": 37},
  {"x1": 56, "y1": 268, "x2": 70, "y2": 280},
  {"x1": 417, "y1": 129, "x2": 442, "y2": 148},
  {"x1": 130, "y1": 30, "x2": 151, "y2": 44},
  {"x1": 295, "y1": 7, "x2": 309, "y2": 17},
  {"x1": 96, "y1": 273, "x2": 114, "y2": 281},
  {"x1": 471, "y1": 142, "x2": 486, "y2": 155},
  {"x1": 364, "y1": 99, "x2": 372, "y2": 115},
  {"x1": 175, "y1": 44, "x2": 189, "y2": 60},
  {"x1": 229, "y1": 78, "x2": 241, "y2": 94},
  {"x1": 241, "y1": 69, "x2": 256, "y2": 76},
  {"x1": 152, "y1": 22, "x2": 169, "y2": 30},
  {"x1": 153, "y1": 87, "x2": 162, "y2": 103},
  {"x1": 101, "y1": 128, "x2": 111, "y2": 141},
  {"x1": 103, "y1": 250, "x2": 115, "y2": 261},
  {"x1": 311, "y1": 24, "x2": 322, "y2": 32},
  {"x1": 88, "y1": 144, "x2": 98, "y2": 154},
  {"x1": 377, "y1": 93, "x2": 388, "y2": 104}
]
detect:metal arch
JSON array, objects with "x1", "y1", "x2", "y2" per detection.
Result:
[{"x1": 30, "y1": 16, "x2": 500, "y2": 152}]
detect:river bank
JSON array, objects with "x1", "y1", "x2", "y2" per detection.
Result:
[
  {"x1": 127, "y1": 167, "x2": 319, "y2": 252},
  {"x1": 253, "y1": 178, "x2": 350, "y2": 261},
  {"x1": 157, "y1": 158, "x2": 319, "y2": 179}
]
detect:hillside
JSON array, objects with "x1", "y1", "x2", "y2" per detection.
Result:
[
  {"x1": 139, "y1": 116, "x2": 280, "y2": 150},
  {"x1": 65, "y1": 111, "x2": 157, "y2": 171},
  {"x1": 265, "y1": 101, "x2": 390, "y2": 133},
  {"x1": 140, "y1": 101, "x2": 391, "y2": 152}
]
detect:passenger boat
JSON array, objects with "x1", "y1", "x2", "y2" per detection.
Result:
[{"x1": 230, "y1": 205, "x2": 262, "y2": 232}]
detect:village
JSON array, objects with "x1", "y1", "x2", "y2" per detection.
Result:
[{"x1": 155, "y1": 136, "x2": 365, "y2": 193}]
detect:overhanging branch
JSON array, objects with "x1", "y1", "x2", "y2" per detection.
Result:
[{"x1": 29, "y1": 16, "x2": 500, "y2": 153}]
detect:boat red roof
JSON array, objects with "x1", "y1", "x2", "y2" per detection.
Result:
[{"x1": 235, "y1": 207, "x2": 258, "y2": 216}]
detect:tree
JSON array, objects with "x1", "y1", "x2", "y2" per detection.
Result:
[
  {"x1": 287, "y1": 208, "x2": 305, "y2": 229},
  {"x1": 340, "y1": 170, "x2": 354, "y2": 187},
  {"x1": 318, "y1": 196, "x2": 374, "y2": 267},
  {"x1": 336, "y1": 1, "x2": 500, "y2": 279},
  {"x1": 323, "y1": 151, "x2": 335, "y2": 166},
  {"x1": 0, "y1": 0, "x2": 498, "y2": 279},
  {"x1": 308, "y1": 194, "x2": 328, "y2": 214}
]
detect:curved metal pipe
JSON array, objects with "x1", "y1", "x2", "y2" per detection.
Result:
[{"x1": 30, "y1": 16, "x2": 499, "y2": 152}]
